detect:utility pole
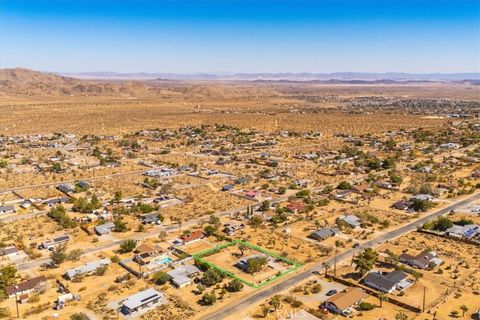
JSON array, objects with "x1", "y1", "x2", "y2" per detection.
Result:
[
  {"x1": 422, "y1": 286, "x2": 426, "y2": 312},
  {"x1": 14, "y1": 291, "x2": 19, "y2": 318},
  {"x1": 333, "y1": 247, "x2": 338, "y2": 278}
]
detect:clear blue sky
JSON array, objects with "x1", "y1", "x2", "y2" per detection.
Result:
[{"x1": 1, "y1": 0, "x2": 479, "y2": 73}]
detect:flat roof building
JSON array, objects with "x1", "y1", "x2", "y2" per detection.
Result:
[{"x1": 120, "y1": 288, "x2": 165, "y2": 315}]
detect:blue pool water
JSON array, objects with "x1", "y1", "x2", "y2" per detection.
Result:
[{"x1": 154, "y1": 256, "x2": 173, "y2": 265}]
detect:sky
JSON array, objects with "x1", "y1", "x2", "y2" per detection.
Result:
[{"x1": 0, "y1": 0, "x2": 479, "y2": 74}]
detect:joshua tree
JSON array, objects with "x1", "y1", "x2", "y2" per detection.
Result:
[
  {"x1": 460, "y1": 305, "x2": 468, "y2": 317},
  {"x1": 395, "y1": 312, "x2": 408, "y2": 320},
  {"x1": 377, "y1": 292, "x2": 388, "y2": 307}
]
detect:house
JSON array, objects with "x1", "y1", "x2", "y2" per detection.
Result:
[
  {"x1": 65, "y1": 258, "x2": 111, "y2": 280},
  {"x1": 140, "y1": 213, "x2": 162, "y2": 225},
  {"x1": 323, "y1": 287, "x2": 368, "y2": 315},
  {"x1": 287, "y1": 201, "x2": 306, "y2": 213},
  {"x1": 235, "y1": 176, "x2": 251, "y2": 185},
  {"x1": 235, "y1": 254, "x2": 269, "y2": 272},
  {"x1": 167, "y1": 265, "x2": 200, "y2": 288},
  {"x1": 39, "y1": 234, "x2": 70, "y2": 250},
  {"x1": 76, "y1": 181, "x2": 90, "y2": 189},
  {"x1": 399, "y1": 250, "x2": 443, "y2": 269},
  {"x1": 294, "y1": 179, "x2": 310, "y2": 188},
  {"x1": 245, "y1": 190, "x2": 260, "y2": 199},
  {"x1": 223, "y1": 222, "x2": 245, "y2": 235},
  {"x1": 410, "y1": 194, "x2": 435, "y2": 202},
  {"x1": 94, "y1": 222, "x2": 115, "y2": 235},
  {"x1": 0, "y1": 205, "x2": 15, "y2": 215},
  {"x1": 120, "y1": 288, "x2": 166, "y2": 315},
  {"x1": 179, "y1": 230, "x2": 204, "y2": 245},
  {"x1": 0, "y1": 246, "x2": 18, "y2": 258},
  {"x1": 337, "y1": 215, "x2": 361, "y2": 228},
  {"x1": 308, "y1": 228, "x2": 339, "y2": 241},
  {"x1": 5, "y1": 276, "x2": 48, "y2": 298},
  {"x1": 20, "y1": 201, "x2": 31, "y2": 209},
  {"x1": 57, "y1": 183, "x2": 75, "y2": 195},
  {"x1": 376, "y1": 181, "x2": 394, "y2": 190},
  {"x1": 43, "y1": 197, "x2": 70, "y2": 207},
  {"x1": 439, "y1": 143, "x2": 461, "y2": 150},
  {"x1": 352, "y1": 183, "x2": 370, "y2": 194},
  {"x1": 446, "y1": 224, "x2": 479, "y2": 239},
  {"x1": 222, "y1": 184, "x2": 234, "y2": 191},
  {"x1": 134, "y1": 243, "x2": 161, "y2": 255},
  {"x1": 133, "y1": 244, "x2": 164, "y2": 265},
  {"x1": 363, "y1": 270, "x2": 412, "y2": 293},
  {"x1": 144, "y1": 168, "x2": 176, "y2": 178},
  {"x1": 391, "y1": 200, "x2": 412, "y2": 211}
]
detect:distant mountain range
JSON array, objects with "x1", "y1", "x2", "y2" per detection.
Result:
[
  {"x1": 1, "y1": 68, "x2": 478, "y2": 97},
  {"x1": 60, "y1": 71, "x2": 480, "y2": 81}
]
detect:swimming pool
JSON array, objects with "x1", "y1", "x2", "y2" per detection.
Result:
[{"x1": 153, "y1": 256, "x2": 173, "y2": 266}]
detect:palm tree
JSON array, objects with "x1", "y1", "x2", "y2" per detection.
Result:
[{"x1": 322, "y1": 262, "x2": 331, "y2": 277}]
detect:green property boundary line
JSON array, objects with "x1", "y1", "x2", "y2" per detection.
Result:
[{"x1": 191, "y1": 239, "x2": 303, "y2": 289}]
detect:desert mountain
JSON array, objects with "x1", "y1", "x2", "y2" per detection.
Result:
[{"x1": 0, "y1": 68, "x2": 153, "y2": 97}]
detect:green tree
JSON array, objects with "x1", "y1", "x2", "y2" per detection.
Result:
[
  {"x1": 261, "y1": 305, "x2": 271, "y2": 318},
  {"x1": 412, "y1": 199, "x2": 433, "y2": 212},
  {"x1": 260, "y1": 200, "x2": 270, "y2": 211},
  {"x1": 250, "y1": 215, "x2": 263, "y2": 228},
  {"x1": 119, "y1": 240, "x2": 136, "y2": 253},
  {"x1": 70, "y1": 313, "x2": 89, "y2": 320},
  {"x1": 113, "y1": 190, "x2": 122, "y2": 203},
  {"x1": 0, "y1": 266, "x2": 18, "y2": 299},
  {"x1": 226, "y1": 279, "x2": 244, "y2": 292},
  {"x1": 460, "y1": 305, "x2": 468, "y2": 317},
  {"x1": 377, "y1": 292, "x2": 388, "y2": 307},
  {"x1": 95, "y1": 265, "x2": 108, "y2": 276},
  {"x1": 152, "y1": 271, "x2": 170, "y2": 285},
  {"x1": 67, "y1": 249, "x2": 83, "y2": 261},
  {"x1": 433, "y1": 217, "x2": 453, "y2": 231},
  {"x1": 50, "y1": 243, "x2": 68, "y2": 265},
  {"x1": 246, "y1": 256, "x2": 268, "y2": 274},
  {"x1": 337, "y1": 181, "x2": 352, "y2": 190},
  {"x1": 202, "y1": 268, "x2": 224, "y2": 286},
  {"x1": 114, "y1": 219, "x2": 127, "y2": 232},
  {"x1": 270, "y1": 295, "x2": 281, "y2": 311},
  {"x1": 321, "y1": 262, "x2": 331, "y2": 277},
  {"x1": 201, "y1": 292, "x2": 217, "y2": 305},
  {"x1": 395, "y1": 312, "x2": 408, "y2": 320},
  {"x1": 295, "y1": 189, "x2": 310, "y2": 198},
  {"x1": 353, "y1": 248, "x2": 378, "y2": 276}
]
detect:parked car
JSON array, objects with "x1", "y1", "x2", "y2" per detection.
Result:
[{"x1": 326, "y1": 289, "x2": 337, "y2": 296}]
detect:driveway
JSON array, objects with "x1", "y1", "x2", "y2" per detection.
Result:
[{"x1": 297, "y1": 278, "x2": 346, "y2": 304}]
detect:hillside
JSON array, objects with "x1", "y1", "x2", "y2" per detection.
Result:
[{"x1": 0, "y1": 68, "x2": 153, "y2": 97}]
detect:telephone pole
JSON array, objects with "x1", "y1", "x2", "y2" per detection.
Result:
[
  {"x1": 14, "y1": 291, "x2": 19, "y2": 318},
  {"x1": 422, "y1": 286, "x2": 426, "y2": 312},
  {"x1": 333, "y1": 247, "x2": 338, "y2": 277}
]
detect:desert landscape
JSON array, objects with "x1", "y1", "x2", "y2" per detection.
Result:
[
  {"x1": 0, "y1": 67, "x2": 479, "y2": 320},
  {"x1": 1, "y1": 0, "x2": 479, "y2": 319}
]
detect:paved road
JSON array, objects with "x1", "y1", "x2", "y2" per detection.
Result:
[
  {"x1": 201, "y1": 191, "x2": 480, "y2": 320},
  {"x1": 15, "y1": 201, "x2": 257, "y2": 271}
]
